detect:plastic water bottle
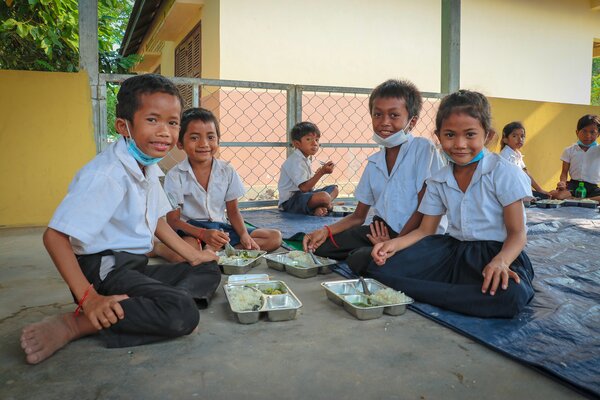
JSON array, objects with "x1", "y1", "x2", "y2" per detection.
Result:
[{"x1": 574, "y1": 182, "x2": 587, "y2": 198}]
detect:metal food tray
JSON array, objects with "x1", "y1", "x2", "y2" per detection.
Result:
[
  {"x1": 535, "y1": 200, "x2": 565, "y2": 209},
  {"x1": 263, "y1": 252, "x2": 336, "y2": 278},
  {"x1": 563, "y1": 199, "x2": 599, "y2": 208},
  {"x1": 331, "y1": 205, "x2": 356, "y2": 217},
  {"x1": 321, "y1": 279, "x2": 413, "y2": 320},
  {"x1": 216, "y1": 249, "x2": 266, "y2": 275},
  {"x1": 223, "y1": 280, "x2": 302, "y2": 324}
]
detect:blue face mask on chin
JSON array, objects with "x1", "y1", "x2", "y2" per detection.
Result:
[
  {"x1": 124, "y1": 122, "x2": 164, "y2": 166},
  {"x1": 443, "y1": 149, "x2": 485, "y2": 166},
  {"x1": 578, "y1": 140, "x2": 598, "y2": 148}
]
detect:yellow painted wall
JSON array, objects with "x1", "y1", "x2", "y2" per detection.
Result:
[
  {"x1": 0, "y1": 70, "x2": 96, "y2": 228},
  {"x1": 489, "y1": 97, "x2": 600, "y2": 189}
]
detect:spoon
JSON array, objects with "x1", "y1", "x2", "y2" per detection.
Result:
[{"x1": 358, "y1": 276, "x2": 372, "y2": 296}]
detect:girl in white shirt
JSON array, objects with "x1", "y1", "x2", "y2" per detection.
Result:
[
  {"x1": 499, "y1": 121, "x2": 550, "y2": 199},
  {"x1": 369, "y1": 90, "x2": 534, "y2": 318},
  {"x1": 550, "y1": 114, "x2": 600, "y2": 200}
]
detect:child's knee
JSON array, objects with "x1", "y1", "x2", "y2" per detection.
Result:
[{"x1": 166, "y1": 295, "x2": 200, "y2": 337}]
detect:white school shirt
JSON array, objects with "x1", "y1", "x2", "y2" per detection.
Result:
[
  {"x1": 561, "y1": 143, "x2": 588, "y2": 181},
  {"x1": 278, "y1": 148, "x2": 313, "y2": 205},
  {"x1": 499, "y1": 146, "x2": 526, "y2": 170},
  {"x1": 354, "y1": 135, "x2": 445, "y2": 233},
  {"x1": 419, "y1": 153, "x2": 532, "y2": 242},
  {"x1": 49, "y1": 137, "x2": 171, "y2": 256},
  {"x1": 164, "y1": 158, "x2": 245, "y2": 223},
  {"x1": 581, "y1": 145, "x2": 600, "y2": 184}
]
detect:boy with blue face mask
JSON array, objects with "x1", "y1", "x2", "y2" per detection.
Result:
[
  {"x1": 303, "y1": 79, "x2": 445, "y2": 273},
  {"x1": 20, "y1": 74, "x2": 221, "y2": 365}
]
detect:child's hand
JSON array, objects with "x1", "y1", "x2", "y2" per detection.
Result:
[
  {"x1": 189, "y1": 249, "x2": 219, "y2": 265},
  {"x1": 481, "y1": 258, "x2": 520, "y2": 296},
  {"x1": 556, "y1": 181, "x2": 567, "y2": 191},
  {"x1": 83, "y1": 290, "x2": 129, "y2": 330},
  {"x1": 366, "y1": 220, "x2": 390, "y2": 245},
  {"x1": 239, "y1": 233, "x2": 259, "y2": 250},
  {"x1": 371, "y1": 241, "x2": 397, "y2": 266},
  {"x1": 201, "y1": 229, "x2": 230, "y2": 249},
  {"x1": 319, "y1": 161, "x2": 335, "y2": 175},
  {"x1": 303, "y1": 228, "x2": 328, "y2": 252}
]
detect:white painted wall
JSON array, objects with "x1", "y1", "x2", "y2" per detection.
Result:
[
  {"x1": 218, "y1": 0, "x2": 442, "y2": 93},
  {"x1": 461, "y1": 0, "x2": 600, "y2": 105},
  {"x1": 216, "y1": 0, "x2": 600, "y2": 104}
]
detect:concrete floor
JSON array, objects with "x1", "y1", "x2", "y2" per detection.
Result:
[{"x1": 0, "y1": 227, "x2": 585, "y2": 400}]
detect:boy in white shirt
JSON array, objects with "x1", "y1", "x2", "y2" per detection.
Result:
[
  {"x1": 303, "y1": 79, "x2": 445, "y2": 273},
  {"x1": 20, "y1": 75, "x2": 221, "y2": 364},
  {"x1": 278, "y1": 121, "x2": 338, "y2": 216},
  {"x1": 164, "y1": 108, "x2": 281, "y2": 255}
]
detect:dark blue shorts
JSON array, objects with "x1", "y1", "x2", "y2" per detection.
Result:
[
  {"x1": 280, "y1": 185, "x2": 338, "y2": 215},
  {"x1": 178, "y1": 220, "x2": 255, "y2": 247}
]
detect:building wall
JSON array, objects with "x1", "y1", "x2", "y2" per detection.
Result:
[
  {"x1": 463, "y1": 0, "x2": 600, "y2": 105},
  {"x1": 489, "y1": 97, "x2": 600, "y2": 189},
  {"x1": 0, "y1": 71, "x2": 96, "y2": 227}
]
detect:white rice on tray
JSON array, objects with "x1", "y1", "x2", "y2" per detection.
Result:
[
  {"x1": 228, "y1": 287, "x2": 263, "y2": 311},
  {"x1": 286, "y1": 250, "x2": 316, "y2": 266},
  {"x1": 369, "y1": 288, "x2": 408, "y2": 305}
]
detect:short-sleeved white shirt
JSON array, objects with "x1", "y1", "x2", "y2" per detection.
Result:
[
  {"x1": 354, "y1": 135, "x2": 445, "y2": 233},
  {"x1": 49, "y1": 138, "x2": 172, "y2": 255},
  {"x1": 164, "y1": 158, "x2": 245, "y2": 223},
  {"x1": 499, "y1": 146, "x2": 526, "y2": 170},
  {"x1": 581, "y1": 145, "x2": 600, "y2": 184},
  {"x1": 419, "y1": 152, "x2": 532, "y2": 242},
  {"x1": 561, "y1": 143, "x2": 588, "y2": 181},
  {"x1": 278, "y1": 149, "x2": 313, "y2": 205}
]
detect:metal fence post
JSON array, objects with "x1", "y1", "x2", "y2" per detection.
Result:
[{"x1": 286, "y1": 85, "x2": 298, "y2": 156}]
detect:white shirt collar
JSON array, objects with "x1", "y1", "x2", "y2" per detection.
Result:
[{"x1": 114, "y1": 137, "x2": 164, "y2": 182}]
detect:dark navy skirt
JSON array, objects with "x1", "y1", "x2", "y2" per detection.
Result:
[{"x1": 366, "y1": 235, "x2": 535, "y2": 318}]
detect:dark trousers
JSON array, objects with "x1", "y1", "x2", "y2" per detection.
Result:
[
  {"x1": 77, "y1": 251, "x2": 221, "y2": 348},
  {"x1": 366, "y1": 235, "x2": 535, "y2": 318},
  {"x1": 314, "y1": 216, "x2": 398, "y2": 274}
]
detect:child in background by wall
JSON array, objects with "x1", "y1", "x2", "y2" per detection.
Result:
[
  {"x1": 163, "y1": 108, "x2": 282, "y2": 259},
  {"x1": 369, "y1": 90, "x2": 534, "y2": 318},
  {"x1": 550, "y1": 114, "x2": 600, "y2": 200},
  {"x1": 499, "y1": 121, "x2": 550, "y2": 199},
  {"x1": 20, "y1": 74, "x2": 221, "y2": 364},
  {"x1": 278, "y1": 121, "x2": 339, "y2": 216},
  {"x1": 303, "y1": 79, "x2": 445, "y2": 273}
]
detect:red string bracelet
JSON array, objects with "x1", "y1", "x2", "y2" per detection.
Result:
[
  {"x1": 74, "y1": 283, "x2": 94, "y2": 317},
  {"x1": 324, "y1": 225, "x2": 339, "y2": 248},
  {"x1": 197, "y1": 228, "x2": 206, "y2": 247}
]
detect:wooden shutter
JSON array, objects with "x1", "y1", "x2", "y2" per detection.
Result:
[{"x1": 175, "y1": 22, "x2": 202, "y2": 108}]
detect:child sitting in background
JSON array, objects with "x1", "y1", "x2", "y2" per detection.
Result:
[
  {"x1": 163, "y1": 108, "x2": 282, "y2": 259},
  {"x1": 369, "y1": 90, "x2": 534, "y2": 318},
  {"x1": 278, "y1": 121, "x2": 338, "y2": 216},
  {"x1": 303, "y1": 79, "x2": 445, "y2": 273},
  {"x1": 499, "y1": 121, "x2": 550, "y2": 199},
  {"x1": 20, "y1": 74, "x2": 221, "y2": 364},
  {"x1": 550, "y1": 114, "x2": 600, "y2": 200}
]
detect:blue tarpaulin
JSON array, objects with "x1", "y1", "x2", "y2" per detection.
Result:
[{"x1": 241, "y1": 206, "x2": 600, "y2": 397}]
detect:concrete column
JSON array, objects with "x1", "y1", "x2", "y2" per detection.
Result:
[
  {"x1": 78, "y1": 0, "x2": 102, "y2": 152},
  {"x1": 441, "y1": 0, "x2": 461, "y2": 94}
]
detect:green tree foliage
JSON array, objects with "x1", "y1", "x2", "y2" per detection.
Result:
[
  {"x1": 592, "y1": 57, "x2": 600, "y2": 106},
  {"x1": 0, "y1": 0, "x2": 139, "y2": 73}
]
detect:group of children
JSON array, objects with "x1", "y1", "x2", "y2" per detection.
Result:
[{"x1": 20, "y1": 74, "x2": 600, "y2": 364}]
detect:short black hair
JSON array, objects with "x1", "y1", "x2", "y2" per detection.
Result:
[
  {"x1": 116, "y1": 74, "x2": 183, "y2": 122},
  {"x1": 435, "y1": 89, "x2": 492, "y2": 134},
  {"x1": 501, "y1": 121, "x2": 525, "y2": 149},
  {"x1": 291, "y1": 121, "x2": 320, "y2": 142},
  {"x1": 368, "y1": 79, "x2": 423, "y2": 118},
  {"x1": 179, "y1": 107, "x2": 221, "y2": 143},
  {"x1": 576, "y1": 114, "x2": 600, "y2": 131}
]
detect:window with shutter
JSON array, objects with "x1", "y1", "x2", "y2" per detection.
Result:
[{"x1": 175, "y1": 22, "x2": 202, "y2": 108}]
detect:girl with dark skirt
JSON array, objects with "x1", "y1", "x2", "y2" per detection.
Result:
[{"x1": 367, "y1": 90, "x2": 535, "y2": 318}]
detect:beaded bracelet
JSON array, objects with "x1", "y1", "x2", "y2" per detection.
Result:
[{"x1": 74, "y1": 283, "x2": 94, "y2": 317}]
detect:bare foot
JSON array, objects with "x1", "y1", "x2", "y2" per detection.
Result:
[
  {"x1": 20, "y1": 314, "x2": 91, "y2": 364},
  {"x1": 313, "y1": 207, "x2": 329, "y2": 216}
]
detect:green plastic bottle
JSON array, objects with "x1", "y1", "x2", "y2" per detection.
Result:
[{"x1": 574, "y1": 182, "x2": 587, "y2": 198}]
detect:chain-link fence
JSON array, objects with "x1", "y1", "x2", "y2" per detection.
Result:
[{"x1": 98, "y1": 75, "x2": 442, "y2": 208}]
